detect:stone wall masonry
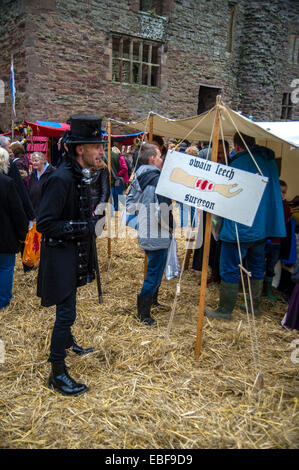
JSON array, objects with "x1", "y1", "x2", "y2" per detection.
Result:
[
  {"x1": 0, "y1": 0, "x2": 298, "y2": 134},
  {"x1": 237, "y1": 0, "x2": 299, "y2": 121}
]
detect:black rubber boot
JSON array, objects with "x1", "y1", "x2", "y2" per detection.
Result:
[
  {"x1": 66, "y1": 334, "x2": 94, "y2": 356},
  {"x1": 48, "y1": 362, "x2": 88, "y2": 396},
  {"x1": 250, "y1": 279, "x2": 264, "y2": 316},
  {"x1": 137, "y1": 295, "x2": 155, "y2": 325},
  {"x1": 263, "y1": 276, "x2": 277, "y2": 301},
  {"x1": 152, "y1": 289, "x2": 167, "y2": 309},
  {"x1": 205, "y1": 281, "x2": 239, "y2": 320}
]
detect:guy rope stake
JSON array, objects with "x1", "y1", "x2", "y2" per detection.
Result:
[{"x1": 194, "y1": 98, "x2": 221, "y2": 358}]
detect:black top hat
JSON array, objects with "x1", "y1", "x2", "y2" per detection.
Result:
[{"x1": 64, "y1": 114, "x2": 106, "y2": 144}]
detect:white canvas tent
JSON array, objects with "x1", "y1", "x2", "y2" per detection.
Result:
[
  {"x1": 254, "y1": 121, "x2": 299, "y2": 199},
  {"x1": 113, "y1": 103, "x2": 299, "y2": 198}
]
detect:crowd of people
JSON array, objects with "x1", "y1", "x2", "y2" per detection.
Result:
[{"x1": 0, "y1": 116, "x2": 298, "y2": 397}]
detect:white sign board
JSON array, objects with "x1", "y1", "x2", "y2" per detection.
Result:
[{"x1": 155, "y1": 150, "x2": 268, "y2": 227}]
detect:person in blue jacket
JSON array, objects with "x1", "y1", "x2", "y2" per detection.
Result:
[{"x1": 205, "y1": 132, "x2": 286, "y2": 320}]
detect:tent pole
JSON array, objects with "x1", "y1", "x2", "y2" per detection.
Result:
[
  {"x1": 195, "y1": 98, "x2": 221, "y2": 358},
  {"x1": 107, "y1": 120, "x2": 112, "y2": 259},
  {"x1": 143, "y1": 113, "x2": 154, "y2": 278}
]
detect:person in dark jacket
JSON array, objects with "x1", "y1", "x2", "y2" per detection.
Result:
[
  {"x1": 0, "y1": 148, "x2": 28, "y2": 309},
  {"x1": 90, "y1": 157, "x2": 110, "y2": 236},
  {"x1": 28, "y1": 151, "x2": 56, "y2": 215},
  {"x1": 11, "y1": 141, "x2": 30, "y2": 188},
  {"x1": 36, "y1": 114, "x2": 105, "y2": 396},
  {"x1": 205, "y1": 133, "x2": 286, "y2": 320},
  {"x1": 0, "y1": 135, "x2": 35, "y2": 221}
]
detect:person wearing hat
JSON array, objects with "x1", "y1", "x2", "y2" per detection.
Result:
[{"x1": 36, "y1": 114, "x2": 105, "y2": 396}]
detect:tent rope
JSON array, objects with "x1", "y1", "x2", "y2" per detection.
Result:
[
  {"x1": 234, "y1": 222, "x2": 262, "y2": 378},
  {"x1": 223, "y1": 106, "x2": 264, "y2": 177},
  {"x1": 174, "y1": 106, "x2": 216, "y2": 150}
]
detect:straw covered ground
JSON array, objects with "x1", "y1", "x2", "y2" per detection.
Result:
[{"x1": 0, "y1": 212, "x2": 298, "y2": 449}]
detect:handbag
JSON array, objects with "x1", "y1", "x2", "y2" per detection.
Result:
[
  {"x1": 111, "y1": 165, "x2": 124, "y2": 188},
  {"x1": 22, "y1": 222, "x2": 42, "y2": 267},
  {"x1": 165, "y1": 236, "x2": 180, "y2": 280}
]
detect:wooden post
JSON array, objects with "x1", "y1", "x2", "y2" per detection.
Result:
[
  {"x1": 107, "y1": 120, "x2": 112, "y2": 259},
  {"x1": 194, "y1": 99, "x2": 221, "y2": 358},
  {"x1": 149, "y1": 113, "x2": 153, "y2": 144},
  {"x1": 143, "y1": 113, "x2": 154, "y2": 278}
]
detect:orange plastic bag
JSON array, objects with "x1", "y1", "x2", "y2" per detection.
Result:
[{"x1": 22, "y1": 223, "x2": 42, "y2": 267}]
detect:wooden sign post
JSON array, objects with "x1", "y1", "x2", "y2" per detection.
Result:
[
  {"x1": 107, "y1": 120, "x2": 112, "y2": 259},
  {"x1": 194, "y1": 102, "x2": 220, "y2": 358}
]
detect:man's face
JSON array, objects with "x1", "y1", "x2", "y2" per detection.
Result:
[
  {"x1": 217, "y1": 143, "x2": 226, "y2": 164},
  {"x1": 151, "y1": 149, "x2": 163, "y2": 169},
  {"x1": 234, "y1": 143, "x2": 243, "y2": 154},
  {"x1": 281, "y1": 184, "x2": 287, "y2": 200},
  {"x1": 6, "y1": 141, "x2": 12, "y2": 156},
  {"x1": 77, "y1": 143, "x2": 104, "y2": 169}
]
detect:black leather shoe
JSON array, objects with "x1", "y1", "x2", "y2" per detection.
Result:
[
  {"x1": 66, "y1": 334, "x2": 94, "y2": 356},
  {"x1": 71, "y1": 342, "x2": 94, "y2": 356},
  {"x1": 141, "y1": 316, "x2": 155, "y2": 325},
  {"x1": 49, "y1": 362, "x2": 88, "y2": 396}
]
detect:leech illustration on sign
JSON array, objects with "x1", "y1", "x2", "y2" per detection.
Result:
[{"x1": 170, "y1": 168, "x2": 243, "y2": 198}]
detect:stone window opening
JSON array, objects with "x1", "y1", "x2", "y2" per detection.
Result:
[
  {"x1": 140, "y1": 0, "x2": 163, "y2": 16},
  {"x1": 198, "y1": 84, "x2": 223, "y2": 115},
  {"x1": 288, "y1": 34, "x2": 299, "y2": 64},
  {"x1": 281, "y1": 92, "x2": 293, "y2": 120},
  {"x1": 112, "y1": 35, "x2": 161, "y2": 87},
  {"x1": 226, "y1": 3, "x2": 236, "y2": 53}
]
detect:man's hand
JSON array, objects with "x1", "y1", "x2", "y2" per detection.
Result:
[{"x1": 213, "y1": 183, "x2": 243, "y2": 198}]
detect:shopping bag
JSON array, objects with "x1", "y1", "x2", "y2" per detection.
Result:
[
  {"x1": 22, "y1": 222, "x2": 42, "y2": 267},
  {"x1": 165, "y1": 236, "x2": 180, "y2": 280}
]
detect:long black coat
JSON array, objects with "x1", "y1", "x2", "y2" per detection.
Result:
[
  {"x1": 0, "y1": 173, "x2": 28, "y2": 253},
  {"x1": 36, "y1": 156, "x2": 95, "y2": 307},
  {"x1": 28, "y1": 164, "x2": 56, "y2": 215}
]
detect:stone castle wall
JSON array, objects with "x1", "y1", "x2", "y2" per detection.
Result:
[{"x1": 0, "y1": 0, "x2": 298, "y2": 133}]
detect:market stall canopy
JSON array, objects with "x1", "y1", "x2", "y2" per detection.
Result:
[
  {"x1": 115, "y1": 105, "x2": 299, "y2": 149},
  {"x1": 116, "y1": 103, "x2": 299, "y2": 198},
  {"x1": 24, "y1": 120, "x2": 70, "y2": 138},
  {"x1": 23, "y1": 120, "x2": 145, "y2": 144},
  {"x1": 108, "y1": 131, "x2": 147, "y2": 145},
  {"x1": 255, "y1": 121, "x2": 299, "y2": 147}
]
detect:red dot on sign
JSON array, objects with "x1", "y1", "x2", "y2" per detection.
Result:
[{"x1": 201, "y1": 180, "x2": 208, "y2": 190}]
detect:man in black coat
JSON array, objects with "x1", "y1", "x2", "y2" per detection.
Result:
[{"x1": 36, "y1": 115, "x2": 105, "y2": 396}]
